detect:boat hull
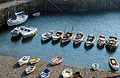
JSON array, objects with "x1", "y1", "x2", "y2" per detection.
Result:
[
  {"x1": 109, "y1": 57, "x2": 119, "y2": 71},
  {"x1": 7, "y1": 15, "x2": 28, "y2": 26}
]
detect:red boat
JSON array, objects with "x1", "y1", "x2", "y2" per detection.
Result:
[
  {"x1": 51, "y1": 56, "x2": 63, "y2": 65},
  {"x1": 61, "y1": 32, "x2": 73, "y2": 43}
]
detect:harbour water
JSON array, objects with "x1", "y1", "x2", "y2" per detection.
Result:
[{"x1": 0, "y1": 11, "x2": 120, "y2": 71}]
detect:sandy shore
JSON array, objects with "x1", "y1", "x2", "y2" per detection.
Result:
[{"x1": 0, "y1": 55, "x2": 120, "y2": 78}]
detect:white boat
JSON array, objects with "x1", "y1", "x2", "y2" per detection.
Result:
[
  {"x1": 29, "y1": 57, "x2": 40, "y2": 64},
  {"x1": 109, "y1": 57, "x2": 119, "y2": 70},
  {"x1": 62, "y1": 68, "x2": 73, "y2": 78},
  {"x1": 25, "y1": 65, "x2": 35, "y2": 74},
  {"x1": 40, "y1": 68, "x2": 50, "y2": 78},
  {"x1": 41, "y1": 30, "x2": 54, "y2": 41},
  {"x1": 51, "y1": 56, "x2": 63, "y2": 65},
  {"x1": 73, "y1": 32, "x2": 84, "y2": 44},
  {"x1": 18, "y1": 56, "x2": 30, "y2": 66},
  {"x1": 11, "y1": 26, "x2": 26, "y2": 37},
  {"x1": 52, "y1": 31, "x2": 63, "y2": 41},
  {"x1": 92, "y1": 63, "x2": 99, "y2": 71},
  {"x1": 7, "y1": 11, "x2": 28, "y2": 26},
  {"x1": 97, "y1": 35, "x2": 106, "y2": 47},
  {"x1": 21, "y1": 27, "x2": 37, "y2": 38},
  {"x1": 85, "y1": 34, "x2": 96, "y2": 47},
  {"x1": 106, "y1": 36, "x2": 119, "y2": 50},
  {"x1": 32, "y1": 12, "x2": 40, "y2": 16}
]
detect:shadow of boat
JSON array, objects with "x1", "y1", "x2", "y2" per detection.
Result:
[
  {"x1": 13, "y1": 62, "x2": 20, "y2": 69},
  {"x1": 20, "y1": 71, "x2": 27, "y2": 78},
  {"x1": 84, "y1": 43, "x2": 94, "y2": 50},
  {"x1": 108, "y1": 62, "x2": 118, "y2": 72},
  {"x1": 41, "y1": 38, "x2": 51, "y2": 44},
  {"x1": 105, "y1": 45, "x2": 116, "y2": 52},
  {"x1": 73, "y1": 42, "x2": 82, "y2": 48},
  {"x1": 22, "y1": 36, "x2": 34, "y2": 44},
  {"x1": 51, "y1": 39, "x2": 60, "y2": 45},
  {"x1": 97, "y1": 44, "x2": 104, "y2": 50},
  {"x1": 73, "y1": 71, "x2": 83, "y2": 78},
  {"x1": 60, "y1": 41, "x2": 71, "y2": 47},
  {"x1": 11, "y1": 36, "x2": 21, "y2": 42}
]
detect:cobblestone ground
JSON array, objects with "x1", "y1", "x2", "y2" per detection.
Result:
[{"x1": 0, "y1": 55, "x2": 120, "y2": 78}]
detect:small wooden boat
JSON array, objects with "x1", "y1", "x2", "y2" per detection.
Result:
[
  {"x1": 97, "y1": 35, "x2": 106, "y2": 47},
  {"x1": 92, "y1": 63, "x2": 99, "y2": 71},
  {"x1": 62, "y1": 68, "x2": 73, "y2": 78},
  {"x1": 61, "y1": 32, "x2": 73, "y2": 43},
  {"x1": 106, "y1": 36, "x2": 119, "y2": 50},
  {"x1": 85, "y1": 34, "x2": 96, "y2": 47},
  {"x1": 32, "y1": 12, "x2": 40, "y2": 16},
  {"x1": 109, "y1": 57, "x2": 119, "y2": 70},
  {"x1": 40, "y1": 68, "x2": 50, "y2": 78},
  {"x1": 41, "y1": 30, "x2": 54, "y2": 41},
  {"x1": 52, "y1": 31, "x2": 63, "y2": 41},
  {"x1": 18, "y1": 56, "x2": 30, "y2": 66},
  {"x1": 51, "y1": 56, "x2": 63, "y2": 65},
  {"x1": 11, "y1": 26, "x2": 26, "y2": 37},
  {"x1": 73, "y1": 32, "x2": 84, "y2": 44},
  {"x1": 7, "y1": 11, "x2": 28, "y2": 26},
  {"x1": 25, "y1": 65, "x2": 35, "y2": 74},
  {"x1": 29, "y1": 57, "x2": 40, "y2": 64},
  {"x1": 21, "y1": 27, "x2": 37, "y2": 38}
]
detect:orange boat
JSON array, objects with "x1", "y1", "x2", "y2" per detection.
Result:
[
  {"x1": 51, "y1": 56, "x2": 63, "y2": 65},
  {"x1": 61, "y1": 32, "x2": 73, "y2": 43}
]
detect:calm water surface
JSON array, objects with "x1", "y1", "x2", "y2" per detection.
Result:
[{"x1": 1, "y1": 11, "x2": 120, "y2": 71}]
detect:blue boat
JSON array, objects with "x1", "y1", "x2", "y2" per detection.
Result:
[{"x1": 40, "y1": 68, "x2": 50, "y2": 78}]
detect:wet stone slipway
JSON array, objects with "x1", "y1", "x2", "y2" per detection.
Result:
[{"x1": 0, "y1": 55, "x2": 120, "y2": 78}]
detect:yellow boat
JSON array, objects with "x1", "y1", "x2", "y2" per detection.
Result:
[{"x1": 29, "y1": 57, "x2": 40, "y2": 64}]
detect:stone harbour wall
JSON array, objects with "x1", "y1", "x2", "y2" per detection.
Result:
[{"x1": 0, "y1": 0, "x2": 120, "y2": 27}]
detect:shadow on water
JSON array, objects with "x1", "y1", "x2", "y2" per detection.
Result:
[
  {"x1": 97, "y1": 44, "x2": 104, "y2": 50},
  {"x1": 22, "y1": 36, "x2": 34, "y2": 44},
  {"x1": 73, "y1": 42, "x2": 82, "y2": 49},
  {"x1": 84, "y1": 44, "x2": 94, "y2": 51},
  {"x1": 105, "y1": 45, "x2": 116, "y2": 53},
  {"x1": 41, "y1": 39, "x2": 51, "y2": 44},
  {"x1": 108, "y1": 62, "x2": 118, "y2": 72},
  {"x1": 51, "y1": 39, "x2": 60, "y2": 45},
  {"x1": 11, "y1": 36, "x2": 21, "y2": 42},
  {"x1": 60, "y1": 41, "x2": 71, "y2": 47}
]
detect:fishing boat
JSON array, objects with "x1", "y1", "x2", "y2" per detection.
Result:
[
  {"x1": 29, "y1": 57, "x2": 40, "y2": 64},
  {"x1": 41, "y1": 30, "x2": 54, "y2": 41},
  {"x1": 85, "y1": 34, "x2": 96, "y2": 47},
  {"x1": 11, "y1": 26, "x2": 26, "y2": 37},
  {"x1": 61, "y1": 32, "x2": 73, "y2": 43},
  {"x1": 52, "y1": 31, "x2": 63, "y2": 41},
  {"x1": 25, "y1": 65, "x2": 35, "y2": 74},
  {"x1": 18, "y1": 56, "x2": 30, "y2": 66},
  {"x1": 97, "y1": 35, "x2": 106, "y2": 47},
  {"x1": 106, "y1": 36, "x2": 119, "y2": 50},
  {"x1": 73, "y1": 32, "x2": 84, "y2": 44},
  {"x1": 51, "y1": 56, "x2": 63, "y2": 65},
  {"x1": 7, "y1": 11, "x2": 28, "y2": 26},
  {"x1": 62, "y1": 68, "x2": 73, "y2": 78},
  {"x1": 40, "y1": 68, "x2": 50, "y2": 78},
  {"x1": 92, "y1": 63, "x2": 99, "y2": 71},
  {"x1": 21, "y1": 27, "x2": 37, "y2": 38},
  {"x1": 32, "y1": 12, "x2": 40, "y2": 16},
  {"x1": 109, "y1": 57, "x2": 119, "y2": 70}
]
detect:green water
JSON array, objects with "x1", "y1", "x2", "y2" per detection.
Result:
[{"x1": 0, "y1": 11, "x2": 120, "y2": 71}]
